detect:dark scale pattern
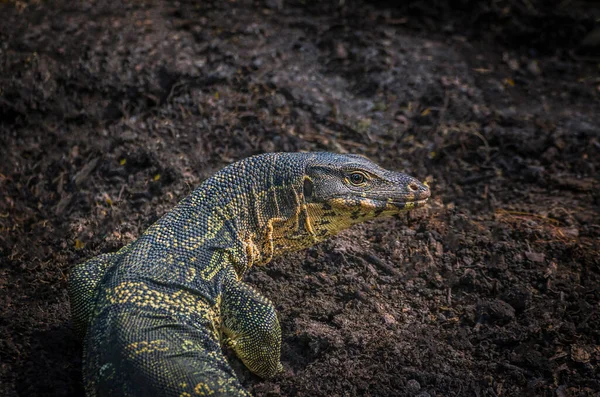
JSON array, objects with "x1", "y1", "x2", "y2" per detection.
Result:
[{"x1": 68, "y1": 152, "x2": 430, "y2": 397}]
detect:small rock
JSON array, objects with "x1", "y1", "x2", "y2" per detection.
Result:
[
  {"x1": 555, "y1": 385, "x2": 568, "y2": 397},
  {"x1": 508, "y1": 59, "x2": 520, "y2": 71},
  {"x1": 193, "y1": 58, "x2": 206, "y2": 69},
  {"x1": 271, "y1": 93, "x2": 286, "y2": 108},
  {"x1": 382, "y1": 313, "x2": 397, "y2": 325},
  {"x1": 252, "y1": 57, "x2": 263, "y2": 69},
  {"x1": 402, "y1": 228, "x2": 416, "y2": 236},
  {"x1": 527, "y1": 60, "x2": 541, "y2": 76},
  {"x1": 406, "y1": 379, "x2": 421, "y2": 393},
  {"x1": 478, "y1": 299, "x2": 515, "y2": 324},
  {"x1": 525, "y1": 251, "x2": 545, "y2": 263},
  {"x1": 542, "y1": 147, "x2": 558, "y2": 161},
  {"x1": 119, "y1": 130, "x2": 138, "y2": 142},
  {"x1": 502, "y1": 51, "x2": 519, "y2": 71},
  {"x1": 571, "y1": 345, "x2": 591, "y2": 363},
  {"x1": 335, "y1": 42, "x2": 348, "y2": 59}
]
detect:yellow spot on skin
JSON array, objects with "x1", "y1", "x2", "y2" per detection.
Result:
[
  {"x1": 75, "y1": 239, "x2": 85, "y2": 250},
  {"x1": 201, "y1": 251, "x2": 226, "y2": 281},
  {"x1": 181, "y1": 340, "x2": 197, "y2": 352},
  {"x1": 125, "y1": 340, "x2": 169, "y2": 355},
  {"x1": 153, "y1": 174, "x2": 161, "y2": 181},
  {"x1": 185, "y1": 267, "x2": 196, "y2": 283},
  {"x1": 194, "y1": 381, "x2": 215, "y2": 395},
  {"x1": 119, "y1": 158, "x2": 127, "y2": 166}
]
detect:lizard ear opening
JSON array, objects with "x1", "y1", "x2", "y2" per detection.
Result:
[{"x1": 303, "y1": 177, "x2": 313, "y2": 201}]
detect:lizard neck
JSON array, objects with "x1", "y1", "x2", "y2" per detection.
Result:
[
  {"x1": 248, "y1": 185, "x2": 320, "y2": 267},
  {"x1": 181, "y1": 153, "x2": 313, "y2": 279}
]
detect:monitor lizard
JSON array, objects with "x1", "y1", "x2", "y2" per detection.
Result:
[{"x1": 69, "y1": 152, "x2": 430, "y2": 396}]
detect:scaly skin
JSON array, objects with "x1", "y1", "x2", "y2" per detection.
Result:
[{"x1": 69, "y1": 152, "x2": 430, "y2": 397}]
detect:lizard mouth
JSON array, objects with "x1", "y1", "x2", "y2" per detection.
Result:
[
  {"x1": 388, "y1": 198, "x2": 429, "y2": 210},
  {"x1": 326, "y1": 195, "x2": 429, "y2": 213}
]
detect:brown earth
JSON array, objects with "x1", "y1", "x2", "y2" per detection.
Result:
[{"x1": 1, "y1": 0, "x2": 599, "y2": 396}]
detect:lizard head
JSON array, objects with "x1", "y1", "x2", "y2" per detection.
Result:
[{"x1": 302, "y1": 153, "x2": 430, "y2": 239}]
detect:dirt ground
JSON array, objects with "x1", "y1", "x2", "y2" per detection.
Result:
[{"x1": 1, "y1": 0, "x2": 599, "y2": 396}]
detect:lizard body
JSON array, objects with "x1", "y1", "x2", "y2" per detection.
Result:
[{"x1": 69, "y1": 152, "x2": 430, "y2": 396}]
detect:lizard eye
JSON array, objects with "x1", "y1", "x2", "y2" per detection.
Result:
[{"x1": 348, "y1": 172, "x2": 366, "y2": 186}]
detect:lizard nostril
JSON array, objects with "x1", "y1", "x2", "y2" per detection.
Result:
[{"x1": 408, "y1": 182, "x2": 419, "y2": 192}]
